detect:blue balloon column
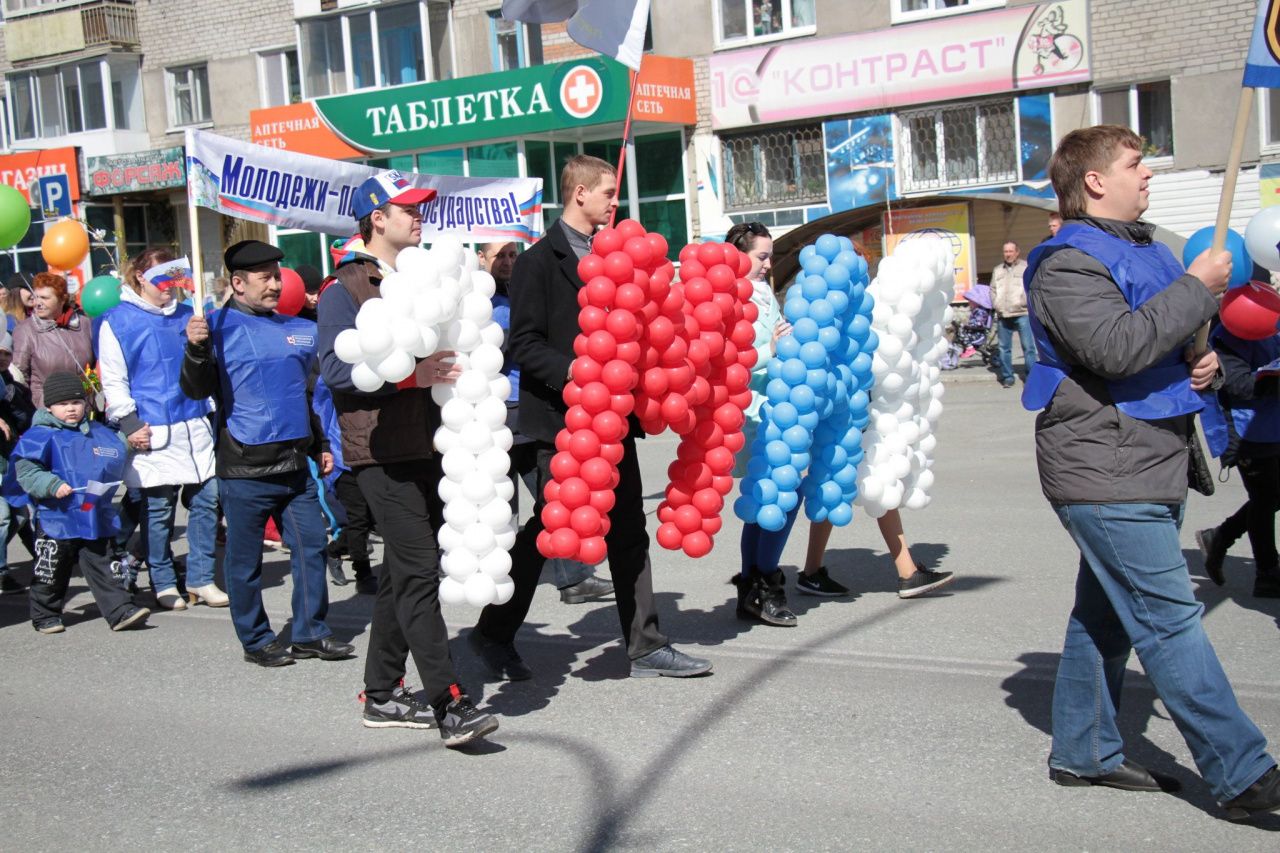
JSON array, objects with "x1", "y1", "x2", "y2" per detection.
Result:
[{"x1": 734, "y1": 234, "x2": 877, "y2": 531}]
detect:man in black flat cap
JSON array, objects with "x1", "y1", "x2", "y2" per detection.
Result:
[{"x1": 181, "y1": 239, "x2": 354, "y2": 668}]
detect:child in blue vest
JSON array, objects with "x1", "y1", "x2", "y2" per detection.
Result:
[{"x1": 2, "y1": 371, "x2": 150, "y2": 633}]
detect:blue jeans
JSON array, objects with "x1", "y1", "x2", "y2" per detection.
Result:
[
  {"x1": 1050, "y1": 503, "x2": 1274, "y2": 800},
  {"x1": 219, "y1": 471, "x2": 331, "y2": 652},
  {"x1": 996, "y1": 314, "x2": 1037, "y2": 385},
  {"x1": 141, "y1": 479, "x2": 219, "y2": 591}
]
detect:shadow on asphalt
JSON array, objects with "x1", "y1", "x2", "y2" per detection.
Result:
[
  {"x1": 1183, "y1": 550, "x2": 1280, "y2": 633},
  {"x1": 1002, "y1": 652, "x2": 1280, "y2": 828}
]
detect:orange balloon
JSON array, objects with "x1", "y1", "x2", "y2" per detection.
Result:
[{"x1": 41, "y1": 219, "x2": 90, "y2": 270}]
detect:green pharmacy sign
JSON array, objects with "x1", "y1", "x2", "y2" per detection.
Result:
[{"x1": 313, "y1": 58, "x2": 632, "y2": 154}]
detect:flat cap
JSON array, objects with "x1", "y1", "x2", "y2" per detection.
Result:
[
  {"x1": 224, "y1": 240, "x2": 284, "y2": 273},
  {"x1": 296, "y1": 264, "x2": 324, "y2": 294}
]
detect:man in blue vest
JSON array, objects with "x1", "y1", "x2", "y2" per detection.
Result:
[
  {"x1": 182, "y1": 240, "x2": 354, "y2": 668},
  {"x1": 1025, "y1": 125, "x2": 1278, "y2": 819}
]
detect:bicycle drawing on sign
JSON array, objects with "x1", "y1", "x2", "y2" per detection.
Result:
[{"x1": 1025, "y1": 6, "x2": 1084, "y2": 76}]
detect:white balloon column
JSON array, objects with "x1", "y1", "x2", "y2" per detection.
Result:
[
  {"x1": 331, "y1": 238, "x2": 516, "y2": 607},
  {"x1": 853, "y1": 236, "x2": 954, "y2": 518}
]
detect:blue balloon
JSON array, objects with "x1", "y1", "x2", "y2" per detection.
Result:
[
  {"x1": 776, "y1": 335, "x2": 801, "y2": 360},
  {"x1": 797, "y1": 411, "x2": 820, "y2": 430},
  {"x1": 803, "y1": 255, "x2": 829, "y2": 276},
  {"x1": 833, "y1": 464, "x2": 858, "y2": 489},
  {"x1": 789, "y1": 383, "x2": 817, "y2": 414},
  {"x1": 848, "y1": 314, "x2": 871, "y2": 342},
  {"x1": 792, "y1": 318, "x2": 820, "y2": 343},
  {"x1": 848, "y1": 389, "x2": 869, "y2": 415},
  {"x1": 828, "y1": 503, "x2": 854, "y2": 526},
  {"x1": 820, "y1": 480, "x2": 843, "y2": 507},
  {"x1": 765, "y1": 439, "x2": 791, "y2": 467},
  {"x1": 858, "y1": 291, "x2": 874, "y2": 313},
  {"x1": 809, "y1": 298, "x2": 836, "y2": 325},
  {"x1": 777, "y1": 490, "x2": 799, "y2": 512},
  {"x1": 805, "y1": 368, "x2": 826, "y2": 389},
  {"x1": 766, "y1": 359, "x2": 782, "y2": 380},
  {"x1": 764, "y1": 422, "x2": 783, "y2": 441},
  {"x1": 827, "y1": 291, "x2": 849, "y2": 315},
  {"x1": 849, "y1": 281, "x2": 866, "y2": 301},
  {"x1": 818, "y1": 325, "x2": 843, "y2": 352},
  {"x1": 864, "y1": 330, "x2": 879, "y2": 354},
  {"x1": 783, "y1": 424, "x2": 810, "y2": 451},
  {"x1": 815, "y1": 233, "x2": 842, "y2": 260},
  {"x1": 802, "y1": 275, "x2": 829, "y2": 301},
  {"x1": 746, "y1": 456, "x2": 770, "y2": 479},
  {"x1": 773, "y1": 464, "x2": 801, "y2": 490},
  {"x1": 1183, "y1": 226, "x2": 1252, "y2": 288},
  {"x1": 772, "y1": 400, "x2": 799, "y2": 428},
  {"x1": 851, "y1": 414, "x2": 870, "y2": 430},
  {"x1": 799, "y1": 340, "x2": 827, "y2": 368},
  {"x1": 852, "y1": 256, "x2": 868, "y2": 279},
  {"x1": 766, "y1": 378, "x2": 790, "y2": 404},
  {"x1": 784, "y1": 295, "x2": 810, "y2": 322},
  {"x1": 824, "y1": 264, "x2": 851, "y2": 290},
  {"x1": 806, "y1": 503, "x2": 829, "y2": 523},
  {"x1": 834, "y1": 250, "x2": 860, "y2": 271},
  {"x1": 843, "y1": 338, "x2": 861, "y2": 360},
  {"x1": 757, "y1": 503, "x2": 786, "y2": 531},
  {"x1": 753, "y1": 478, "x2": 779, "y2": 504},
  {"x1": 858, "y1": 373, "x2": 875, "y2": 392},
  {"x1": 780, "y1": 358, "x2": 807, "y2": 386},
  {"x1": 734, "y1": 494, "x2": 760, "y2": 521},
  {"x1": 798, "y1": 244, "x2": 818, "y2": 267},
  {"x1": 851, "y1": 353, "x2": 873, "y2": 379}
]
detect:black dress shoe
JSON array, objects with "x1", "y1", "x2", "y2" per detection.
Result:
[
  {"x1": 467, "y1": 630, "x2": 532, "y2": 681},
  {"x1": 1222, "y1": 766, "x2": 1280, "y2": 821},
  {"x1": 1195, "y1": 527, "x2": 1227, "y2": 586},
  {"x1": 560, "y1": 575, "x2": 614, "y2": 604},
  {"x1": 1050, "y1": 759, "x2": 1180, "y2": 793},
  {"x1": 291, "y1": 637, "x2": 356, "y2": 660},
  {"x1": 244, "y1": 639, "x2": 295, "y2": 667}
]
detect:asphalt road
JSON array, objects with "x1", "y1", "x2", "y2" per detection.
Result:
[{"x1": 3, "y1": 377, "x2": 1279, "y2": 851}]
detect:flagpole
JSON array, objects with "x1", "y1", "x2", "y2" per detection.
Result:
[
  {"x1": 184, "y1": 129, "x2": 207, "y2": 318},
  {"x1": 1195, "y1": 86, "x2": 1254, "y2": 353},
  {"x1": 612, "y1": 66, "x2": 640, "y2": 228}
]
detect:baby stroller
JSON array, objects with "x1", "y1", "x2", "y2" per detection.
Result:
[{"x1": 940, "y1": 284, "x2": 997, "y2": 370}]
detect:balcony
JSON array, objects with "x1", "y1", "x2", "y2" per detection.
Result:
[{"x1": 5, "y1": 1, "x2": 140, "y2": 64}]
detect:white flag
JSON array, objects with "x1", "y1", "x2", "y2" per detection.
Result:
[{"x1": 503, "y1": 0, "x2": 650, "y2": 71}]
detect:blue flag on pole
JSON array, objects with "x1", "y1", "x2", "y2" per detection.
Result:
[{"x1": 1245, "y1": 0, "x2": 1280, "y2": 87}]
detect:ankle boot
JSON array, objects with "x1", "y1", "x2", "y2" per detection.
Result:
[
  {"x1": 758, "y1": 570, "x2": 798, "y2": 626},
  {"x1": 730, "y1": 570, "x2": 763, "y2": 621}
]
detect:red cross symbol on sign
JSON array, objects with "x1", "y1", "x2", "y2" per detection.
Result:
[{"x1": 560, "y1": 66, "x2": 604, "y2": 120}]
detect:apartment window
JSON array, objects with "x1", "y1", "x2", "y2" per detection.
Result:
[
  {"x1": 259, "y1": 48, "x2": 301, "y2": 108},
  {"x1": 1262, "y1": 88, "x2": 1280, "y2": 149},
  {"x1": 1096, "y1": 81, "x2": 1173, "y2": 158},
  {"x1": 298, "y1": 0, "x2": 452, "y2": 97},
  {"x1": 168, "y1": 64, "x2": 211, "y2": 128},
  {"x1": 5, "y1": 59, "x2": 117, "y2": 141},
  {"x1": 896, "y1": 99, "x2": 1018, "y2": 193},
  {"x1": 111, "y1": 58, "x2": 143, "y2": 130},
  {"x1": 722, "y1": 124, "x2": 826, "y2": 211},
  {"x1": 489, "y1": 11, "x2": 542, "y2": 72},
  {"x1": 892, "y1": 0, "x2": 1004, "y2": 25},
  {"x1": 716, "y1": 0, "x2": 816, "y2": 47}
]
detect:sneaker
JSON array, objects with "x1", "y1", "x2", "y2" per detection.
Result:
[
  {"x1": 560, "y1": 575, "x2": 615, "y2": 604},
  {"x1": 33, "y1": 618, "x2": 65, "y2": 634},
  {"x1": 0, "y1": 572, "x2": 24, "y2": 595},
  {"x1": 796, "y1": 566, "x2": 850, "y2": 597},
  {"x1": 361, "y1": 686, "x2": 438, "y2": 730},
  {"x1": 467, "y1": 630, "x2": 533, "y2": 681},
  {"x1": 1195, "y1": 527, "x2": 1227, "y2": 586},
  {"x1": 327, "y1": 555, "x2": 349, "y2": 586},
  {"x1": 898, "y1": 565, "x2": 954, "y2": 599},
  {"x1": 630, "y1": 644, "x2": 713, "y2": 678},
  {"x1": 111, "y1": 606, "x2": 151, "y2": 631},
  {"x1": 436, "y1": 694, "x2": 498, "y2": 747}
]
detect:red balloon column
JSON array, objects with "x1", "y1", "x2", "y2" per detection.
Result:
[{"x1": 537, "y1": 222, "x2": 756, "y2": 563}]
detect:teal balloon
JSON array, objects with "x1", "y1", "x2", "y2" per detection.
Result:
[
  {"x1": 80, "y1": 275, "x2": 122, "y2": 317},
  {"x1": 0, "y1": 185, "x2": 31, "y2": 249}
]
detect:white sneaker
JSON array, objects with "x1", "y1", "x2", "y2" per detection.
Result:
[
  {"x1": 186, "y1": 583, "x2": 229, "y2": 607},
  {"x1": 155, "y1": 588, "x2": 187, "y2": 610}
]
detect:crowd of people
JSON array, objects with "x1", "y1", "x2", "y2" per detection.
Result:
[{"x1": 0, "y1": 130, "x2": 1278, "y2": 817}]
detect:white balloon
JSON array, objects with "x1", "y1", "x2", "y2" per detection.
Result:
[
  {"x1": 888, "y1": 315, "x2": 913, "y2": 340},
  {"x1": 413, "y1": 293, "x2": 443, "y2": 326},
  {"x1": 915, "y1": 469, "x2": 935, "y2": 492},
  {"x1": 437, "y1": 278, "x2": 462, "y2": 311},
  {"x1": 437, "y1": 477, "x2": 460, "y2": 504},
  {"x1": 396, "y1": 246, "x2": 433, "y2": 278},
  {"x1": 494, "y1": 479, "x2": 515, "y2": 504},
  {"x1": 860, "y1": 475, "x2": 885, "y2": 503},
  {"x1": 461, "y1": 471, "x2": 496, "y2": 504},
  {"x1": 904, "y1": 488, "x2": 929, "y2": 510},
  {"x1": 439, "y1": 576, "x2": 467, "y2": 605},
  {"x1": 479, "y1": 321, "x2": 506, "y2": 348},
  {"x1": 878, "y1": 335, "x2": 903, "y2": 361},
  {"x1": 898, "y1": 292, "x2": 923, "y2": 318},
  {"x1": 470, "y1": 270, "x2": 496, "y2": 298},
  {"x1": 464, "y1": 572, "x2": 497, "y2": 607},
  {"x1": 461, "y1": 426, "x2": 494, "y2": 454},
  {"x1": 443, "y1": 548, "x2": 478, "y2": 580},
  {"x1": 489, "y1": 375, "x2": 513, "y2": 401},
  {"x1": 380, "y1": 272, "x2": 417, "y2": 308},
  {"x1": 374, "y1": 349, "x2": 415, "y2": 383},
  {"x1": 431, "y1": 236, "x2": 465, "y2": 263},
  {"x1": 919, "y1": 434, "x2": 938, "y2": 455},
  {"x1": 493, "y1": 579, "x2": 515, "y2": 605},
  {"x1": 470, "y1": 343, "x2": 505, "y2": 377},
  {"x1": 442, "y1": 446, "x2": 475, "y2": 479},
  {"x1": 475, "y1": 396, "x2": 509, "y2": 429},
  {"x1": 880, "y1": 372, "x2": 905, "y2": 395},
  {"x1": 463, "y1": 522, "x2": 497, "y2": 557},
  {"x1": 450, "y1": 319, "x2": 482, "y2": 351},
  {"x1": 358, "y1": 325, "x2": 394, "y2": 360},
  {"x1": 462, "y1": 249, "x2": 480, "y2": 274},
  {"x1": 1246, "y1": 207, "x2": 1280, "y2": 271},
  {"x1": 333, "y1": 328, "x2": 365, "y2": 363},
  {"x1": 441, "y1": 397, "x2": 475, "y2": 429},
  {"x1": 419, "y1": 326, "x2": 441, "y2": 356},
  {"x1": 456, "y1": 369, "x2": 490, "y2": 403},
  {"x1": 443, "y1": 496, "x2": 479, "y2": 528},
  {"x1": 461, "y1": 292, "x2": 492, "y2": 324},
  {"x1": 874, "y1": 413, "x2": 898, "y2": 434},
  {"x1": 493, "y1": 427, "x2": 514, "y2": 452},
  {"x1": 351, "y1": 361, "x2": 384, "y2": 392},
  {"x1": 391, "y1": 316, "x2": 422, "y2": 351},
  {"x1": 477, "y1": 446, "x2": 509, "y2": 480},
  {"x1": 494, "y1": 528, "x2": 516, "y2": 552},
  {"x1": 479, "y1": 497, "x2": 513, "y2": 529},
  {"x1": 436, "y1": 523, "x2": 462, "y2": 552},
  {"x1": 431, "y1": 382, "x2": 454, "y2": 406},
  {"x1": 479, "y1": 548, "x2": 512, "y2": 579}
]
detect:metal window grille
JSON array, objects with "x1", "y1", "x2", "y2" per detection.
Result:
[
  {"x1": 897, "y1": 100, "x2": 1018, "y2": 193},
  {"x1": 722, "y1": 124, "x2": 827, "y2": 212}
]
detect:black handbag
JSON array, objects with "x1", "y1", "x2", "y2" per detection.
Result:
[{"x1": 1188, "y1": 428, "x2": 1215, "y2": 497}]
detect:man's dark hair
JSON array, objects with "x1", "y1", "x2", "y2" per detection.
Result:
[
  {"x1": 357, "y1": 202, "x2": 391, "y2": 242},
  {"x1": 1049, "y1": 125, "x2": 1143, "y2": 219}
]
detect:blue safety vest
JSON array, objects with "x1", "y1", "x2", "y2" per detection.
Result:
[
  {"x1": 491, "y1": 292, "x2": 520, "y2": 403},
  {"x1": 1021, "y1": 223, "x2": 1203, "y2": 421},
  {"x1": 2, "y1": 421, "x2": 126, "y2": 540},
  {"x1": 311, "y1": 376, "x2": 347, "y2": 477},
  {"x1": 103, "y1": 301, "x2": 210, "y2": 426},
  {"x1": 208, "y1": 306, "x2": 316, "y2": 446},
  {"x1": 1203, "y1": 326, "x2": 1280, "y2": 455}
]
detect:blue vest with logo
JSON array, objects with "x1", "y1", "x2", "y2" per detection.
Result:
[
  {"x1": 491, "y1": 292, "x2": 520, "y2": 403},
  {"x1": 1204, "y1": 326, "x2": 1280, "y2": 453},
  {"x1": 208, "y1": 306, "x2": 317, "y2": 446},
  {"x1": 104, "y1": 301, "x2": 210, "y2": 426},
  {"x1": 1021, "y1": 223, "x2": 1203, "y2": 421},
  {"x1": 2, "y1": 422, "x2": 126, "y2": 540}
]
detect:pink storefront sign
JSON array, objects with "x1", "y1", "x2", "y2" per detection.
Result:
[{"x1": 710, "y1": 0, "x2": 1091, "y2": 129}]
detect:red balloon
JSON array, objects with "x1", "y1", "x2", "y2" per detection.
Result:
[
  {"x1": 677, "y1": 442, "x2": 706, "y2": 464},
  {"x1": 544, "y1": 480, "x2": 562, "y2": 502},
  {"x1": 684, "y1": 277, "x2": 712, "y2": 304},
  {"x1": 600, "y1": 359, "x2": 634, "y2": 393},
  {"x1": 586, "y1": 276, "x2": 617, "y2": 308},
  {"x1": 710, "y1": 385, "x2": 729, "y2": 408},
  {"x1": 706, "y1": 264, "x2": 736, "y2": 293},
  {"x1": 729, "y1": 390, "x2": 753, "y2": 410},
  {"x1": 593, "y1": 228, "x2": 623, "y2": 257},
  {"x1": 685, "y1": 461, "x2": 714, "y2": 490},
  {"x1": 616, "y1": 218, "x2": 647, "y2": 241},
  {"x1": 682, "y1": 531, "x2": 713, "y2": 558},
  {"x1": 657, "y1": 504, "x2": 677, "y2": 524},
  {"x1": 615, "y1": 341, "x2": 642, "y2": 364},
  {"x1": 735, "y1": 250, "x2": 752, "y2": 278},
  {"x1": 634, "y1": 395, "x2": 663, "y2": 426},
  {"x1": 692, "y1": 488, "x2": 723, "y2": 516},
  {"x1": 724, "y1": 363, "x2": 750, "y2": 392},
  {"x1": 277, "y1": 268, "x2": 307, "y2": 316},
  {"x1": 657, "y1": 261, "x2": 676, "y2": 282},
  {"x1": 661, "y1": 287, "x2": 686, "y2": 316},
  {"x1": 537, "y1": 530, "x2": 555, "y2": 558},
  {"x1": 687, "y1": 376, "x2": 711, "y2": 407},
  {"x1": 722, "y1": 432, "x2": 745, "y2": 454},
  {"x1": 549, "y1": 527, "x2": 580, "y2": 559},
  {"x1": 579, "y1": 306, "x2": 608, "y2": 333},
  {"x1": 678, "y1": 243, "x2": 699, "y2": 266},
  {"x1": 624, "y1": 236, "x2": 653, "y2": 269},
  {"x1": 592, "y1": 409, "x2": 626, "y2": 442},
  {"x1": 604, "y1": 251, "x2": 635, "y2": 284},
  {"x1": 712, "y1": 474, "x2": 735, "y2": 495},
  {"x1": 666, "y1": 482, "x2": 693, "y2": 508},
  {"x1": 578, "y1": 535, "x2": 608, "y2": 565},
  {"x1": 615, "y1": 283, "x2": 646, "y2": 311},
  {"x1": 550, "y1": 451, "x2": 580, "y2": 481},
  {"x1": 579, "y1": 456, "x2": 614, "y2": 490},
  {"x1": 568, "y1": 428, "x2": 601, "y2": 462},
  {"x1": 608, "y1": 393, "x2": 634, "y2": 417},
  {"x1": 661, "y1": 394, "x2": 689, "y2": 423},
  {"x1": 666, "y1": 362, "x2": 694, "y2": 391},
  {"x1": 642, "y1": 367, "x2": 669, "y2": 397},
  {"x1": 705, "y1": 446, "x2": 735, "y2": 474},
  {"x1": 589, "y1": 488, "x2": 616, "y2": 514},
  {"x1": 541, "y1": 500, "x2": 570, "y2": 530},
  {"x1": 1221, "y1": 282, "x2": 1280, "y2": 340},
  {"x1": 605, "y1": 308, "x2": 638, "y2": 341},
  {"x1": 566, "y1": 404, "x2": 595, "y2": 432},
  {"x1": 656, "y1": 522, "x2": 684, "y2": 551},
  {"x1": 673, "y1": 504, "x2": 702, "y2": 534},
  {"x1": 702, "y1": 515, "x2": 723, "y2": 535},
  {"x1": 599, "y1": 442, "x2": 624, "y2": 465},
  {"x1": 646, "y1": 232, "x2": 669, "y2": 264},
  {"x1": 697, "y1": 242, "x2": 725, "y2": 268},
  {"x1": 578, "y1": 253, "x2": 605, "y2": 282},
  {"x1": 562, "y1": 383, "x2": 582, "y2": 407},
  {"x1": 586, "y1": 330, "x2": 617, "y2": 363},
  {"x1": 742, "y1": 302, "x2": 759, "y2": 323},
  {"x1": 736, "y1": 279, "x2": 754, "y2": 302},
  {"x1": 673, "y1": 410, "x2": 697, "y2": 435},
  {"x1": 659, "y1": 337, "x2": 688, "y2": 367},
  {"x1": 713, "y1": 403, "x2": 745, "y2": 432},
  {"x1": 560, "y1": 477, "x2": 590, "y2": 509},
  {"x1": 731, "y1": 319, "x2": 756, "y2": 348},
  {"x1": 693, "y1": 420, "x2": 725, "y2": 449},
  {"x1": 647, "y1": 316, "x2": 676, "y2": 349},
  {"x1": 694, "y1": 302, "x2": 722, "y2": 331},
  {"x1": 686, "y1": 339, "x2": 709, "y2": 367},
  {"x1": 570, "y1": 358, "x2": 602, "y2": 387},
  {"x1": 579, "y1": 381, "x2": 611, "y2": 414},
  {"x1": 570, "y1": 505, "x2": 601, "y2": 538}
]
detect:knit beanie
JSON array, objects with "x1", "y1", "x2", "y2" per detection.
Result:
[{"x1": 43, "y1": 371, "x2": 86, "y2": 406}]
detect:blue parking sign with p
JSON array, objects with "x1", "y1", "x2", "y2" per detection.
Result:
[{"x1": 36, "y1": 174, "x2": 72, "y2": 219}]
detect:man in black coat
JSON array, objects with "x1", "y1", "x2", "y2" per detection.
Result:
[{"x1": 469, "y1": 155, "x2": 712, "y2": 680}]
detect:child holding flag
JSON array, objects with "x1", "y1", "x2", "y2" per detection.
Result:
[{"x1": 2, "y1": 371, "x2": 149, "y2": 633}]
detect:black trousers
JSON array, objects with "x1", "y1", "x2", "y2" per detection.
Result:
[
  {"x1": 332, "y1": 471, "x2": 374, "y2": 572},
  {"x1": 1218, "y1": 455, "x2": 1280, "y2": 573},
  {"x1": 477, "y1": 435, "x2": 667, "y2": 659},
  {"x1": 28, "y1": 534, "x2": 136, "y2": 627},
  {"x1": 356, "y1": 460, "x2": 458, "y2": 707}
]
